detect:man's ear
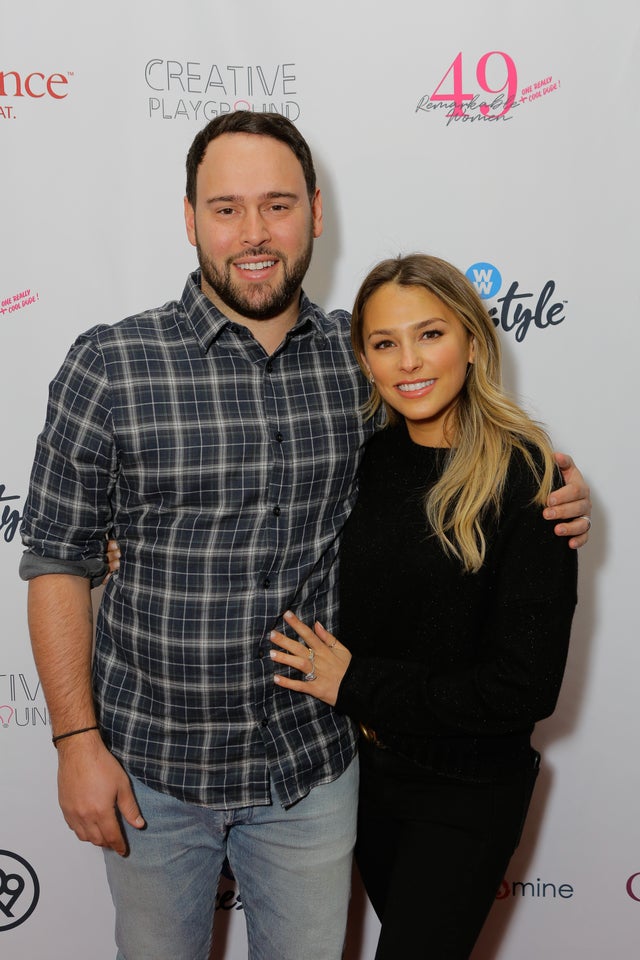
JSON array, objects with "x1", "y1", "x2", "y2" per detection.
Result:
[
  {"x1": 184, "y1": 196, "x2": 197, "y2": 248},
  {"x1": 311, "y1": 188, "x2": 323, "y2": 239}
]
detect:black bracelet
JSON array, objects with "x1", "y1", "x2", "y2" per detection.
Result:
[{"x1": 52, "y1": 725, "x2": 99, "y2": 747}]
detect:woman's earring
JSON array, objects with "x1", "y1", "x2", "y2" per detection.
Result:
[{"x1": 369, "y1": 374, "x2": 375, "y2": 384}]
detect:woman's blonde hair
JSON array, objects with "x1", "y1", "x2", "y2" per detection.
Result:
[{"x1": 351, "y1": 254, "x2": 556, "y2": 573}]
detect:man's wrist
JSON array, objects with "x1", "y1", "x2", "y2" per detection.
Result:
[{"x1": 52, "y1": 725, "x2": 100, "y2": 748}]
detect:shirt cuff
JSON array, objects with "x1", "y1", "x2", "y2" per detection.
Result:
[{"x1": 19, "y1": 551, "x2": 108, "y2": 589}]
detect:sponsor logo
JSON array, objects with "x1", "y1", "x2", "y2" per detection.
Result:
[
  {"x1": 216, "y1": 885, "x2": 243, "y2": 912},
  {"x1": 626, "y1": 872, "x2": 640, "y2": 901},
  {"x1": 0, "y1": 485, "x2": 22, "y2": 544},
  {"x1": 0, "y1": 70, "x2": 72, "y2": 120},
  {"x1": 0, "y1": 672, "x2": 48, "y2": 731},
  {"x1": 466, "y1": 261, "x2": 567, "y2": 343},
  {"x1": 144, "y1": 60, "x2": 300, "y2": 122},
  {"x1": 496, "y1": 877, "x2": 574, "y2": 900},
  {"x1": 216, "y1": 858, "x2": 243, "y2": 912},
  {"x1": 467, "y1": 262, "x2": 502, "y2": 299},
  {"x1": 415, "y1": 52, "x2": 560, "y2": 126},
  {"x1": 519, "y1": 76, "x2": 561, "y2": 104},
  {"x1": 1, "y1": 288, "x2": 39, "y2": 317},
  {"x1": 0, "y1": 851, "x2": 40, "y2": 931}
]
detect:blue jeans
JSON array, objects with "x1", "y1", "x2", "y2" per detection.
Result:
[{"x1": 104, "y1": 757, "x2": 358, "y2": 960}]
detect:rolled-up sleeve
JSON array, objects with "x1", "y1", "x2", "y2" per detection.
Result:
[{"x1": 20, "y1": 329, "x2": 117, "y2": 576}]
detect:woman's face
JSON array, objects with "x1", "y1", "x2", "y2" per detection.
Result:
[{"x1": 360, "y1": 282, "x2": 475, "y2": 447}]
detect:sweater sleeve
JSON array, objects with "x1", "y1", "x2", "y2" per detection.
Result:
[{"x1": 335, "y1": 468, "x2": 578, "y2": 739}]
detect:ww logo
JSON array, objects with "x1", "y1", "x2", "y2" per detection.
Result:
[{"x1": 466, "y1": 262, "x2": 502, "y2": 299}]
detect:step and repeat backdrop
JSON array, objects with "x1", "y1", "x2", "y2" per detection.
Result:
[{"x1": 2, "y1": 2, "x2": 637, "y2": 957}]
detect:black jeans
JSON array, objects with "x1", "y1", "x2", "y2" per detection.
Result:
[{"x1": 355, "y1": 741, "x2": 540, "y2": 960}]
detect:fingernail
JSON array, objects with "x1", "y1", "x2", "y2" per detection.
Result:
[
  {"x1": 283, "y1": 610, "x2": 293, "y2": 620},
  {"x1": 269, "y1": 650, "x2": 277, "y2": 659}
]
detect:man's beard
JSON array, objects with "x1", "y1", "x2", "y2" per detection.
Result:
[{"x1": 196, "y1": 229, "x2": 314, "y2": 321}]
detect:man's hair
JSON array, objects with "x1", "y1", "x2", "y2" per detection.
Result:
[{"x1": 185, "y1": 112, "x2": 317, "y2": 207}]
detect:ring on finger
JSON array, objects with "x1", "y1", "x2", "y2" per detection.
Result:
[
  {"x1": 579, "y1": 515, "x2": 592, "y2": 531},
  {"x1": 303, "y1": 647, "x2": 316, "y2": 681}
]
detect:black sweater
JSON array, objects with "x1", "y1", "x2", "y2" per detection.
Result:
[{"x1": 335, "y1": 423, "x2": 578, "y2": 781}]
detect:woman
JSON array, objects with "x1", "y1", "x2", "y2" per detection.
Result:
[{"x1": 270, "y1": 254, "x2": 578, "y2": 958}]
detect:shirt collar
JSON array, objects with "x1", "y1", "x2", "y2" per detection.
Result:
[{"x1": 181, "y1": 270, "x2": 330, "y2": 354}]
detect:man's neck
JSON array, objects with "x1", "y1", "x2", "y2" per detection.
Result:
[{"x1": 201, "y1": 279, "x2": 301, "y2": 355}]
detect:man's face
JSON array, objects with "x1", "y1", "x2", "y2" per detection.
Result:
[{"x1": 184, "y1": 132, "x2": 323, "y2": 323}]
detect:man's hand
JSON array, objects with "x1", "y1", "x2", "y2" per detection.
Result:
[
  {"x1": 544, "y1": 453, "x2": 592, "y2": 549},
  {"x1": 57, "y1": 730, "x2": 145, "y2": 856}
]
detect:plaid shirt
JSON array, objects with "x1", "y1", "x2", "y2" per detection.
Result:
[{"x1": 21, "y1": 271, "x2": 373, "y2": 808}]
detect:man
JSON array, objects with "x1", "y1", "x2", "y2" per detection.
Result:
[{"x1": 20, "y1": 112, "x2": 590, "y2": 960}]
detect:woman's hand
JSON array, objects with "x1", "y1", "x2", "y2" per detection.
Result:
[
  {"x1": 270, "y1": 610, "x2": 352, "y2": 707},
  {"x1": 102, "y1": 539, "x2": 121, "y2": 584}
]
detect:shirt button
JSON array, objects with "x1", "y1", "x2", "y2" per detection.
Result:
[
  {"x1": 275, "y1": 432, "x2": 284, "y2": 443},
  {"x1": 257, "y1": 649, "x2": 265, "y2": 659},
  {"x1": 261, "y1": 717, "x2": 269, "y2": 727},
  {"x1": 273, "y1": 506, "x2": 281, "y2": 517},
  {"x1": 263, "y1": 578, "x2": 271, "y2": 589},
  {"x1": 266, "y1": 361, "x2": 273, "y2": 373}
]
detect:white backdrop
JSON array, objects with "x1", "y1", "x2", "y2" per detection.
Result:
[{"x1": 1, "y1": 2, "x2": 637, "y2": 957}]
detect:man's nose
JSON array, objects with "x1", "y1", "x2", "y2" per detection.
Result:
[{"x1": 241, "y1": 208, "x2": 271, "y2": 246}]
